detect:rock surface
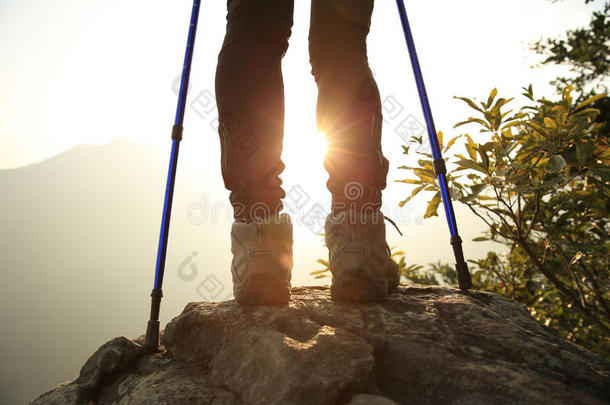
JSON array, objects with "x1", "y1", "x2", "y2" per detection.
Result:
[{"x1": 32, "y1": 285, "x2": 610, "y2": 404}]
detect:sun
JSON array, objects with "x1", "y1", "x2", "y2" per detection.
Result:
[
  {"x1": 290, "y1": 129, "x2": 327, "y2": 157},
  {"x1": 283, "y1": 128, "x2": 328, "y2": 170},
  {"x1": 281, "y1": 124, "x2": 329, "y2": 198}
]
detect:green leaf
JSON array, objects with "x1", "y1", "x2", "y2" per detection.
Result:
[
  {"x1": 399, "y1": 184, "x2": 427, "y2": 207},
  {"x1": 470, "y1": 183, "x2": 488, "y2": 196},
  {"x1": 455, "y1": 159, "x2": 488, "y2": 174},
  {"x1": 396, "y1": 179, "x2": 422, "y2": 184},
  {"x1": 546, "y1": 155, "x2": 567, "y2": 173},
  {"x1": 525, "y1": 121, "x2": 547, "y2": 136},
  {"x1": 454, "y1": 117, "x2": 491, "y2": 130},
  {"x1": 543, "y1": 117, "x2": 557, "y2": 129},
  {"x1": 494, "y1": 97, "x2": 513, "y2": 110},
  {"x1": 576, "y1": 144, "x2": 586, "y2": 166},
  {"x1": 400, "y1": 183, "x2": 426, "y2": 206},
  {"x1": 502, "y1": 121, "x2": 521, "y2": 132},
  {"x1": 444, "y1": 135, "x2": 462, "y2": 152},
  {"x1": 574, "y1": 94, "x2": 605, "y2": 111},
  {"x1": 569, "y1": 252, "x2": 584, "y2": 266},
  {"x1": 521, "y1": 84, "x2": 534, "y2": 100},
  {"x1": 575, "y1": 107, "x2": 601, "y2": 116},
  {"x1": 501, "y1": 142, "x2": 516, "y2": 157},
  {"x1": 478, "y1": 148, "x2": 490, "y2": 171},
  {"x1": 411, "y1": 184, "x2": 426, "y2": 197},
  {"x1": 590, "y1": 164, "x2": 610, "y2": 181},
  {"x1": 472, "y1": 237, "x2": 489, "y2": 242},
  {"x1": 413, "y1": 169, "x2": 437, "y2": 184},
  {"x1": 450, "y1": 187, "x2": 462, "y2": 200},
  {"x1": 424, "y1": 192, "x2": 441, "y2": 219},
  {"x1": 417, "y1": 159, "x2": 434, "y2": 171},
  {"x1": 454, "y1": 96, "x2": 484, "y2": 113},
  {"x1": 465, "y1": 134, "x2": 477, "y2": 160},
  {"x1": 481, "y1": 142, "x2": 495, "y2": 154},
  {"x1": 486, "y1": 88, "x2": 498, "y2": 108}
]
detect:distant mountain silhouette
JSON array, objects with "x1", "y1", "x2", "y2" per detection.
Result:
[{"x1": 0, "y1": 138, "x2": 232, "y2": 404}]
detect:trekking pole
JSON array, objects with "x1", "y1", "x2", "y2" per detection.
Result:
[
  {"x1": 145, "y1": 0, "x2": 202, "y2": 349},
  {"x1": 394, "y1": 0, "x2": 472, "y2": 290}
]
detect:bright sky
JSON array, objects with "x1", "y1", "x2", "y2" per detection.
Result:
[
  {"x1": 0, "y1": 0, "x2": 600, "y2": 167},
  {"x1": 0, "y1": 0, "x2": 602, "y2": 270}
]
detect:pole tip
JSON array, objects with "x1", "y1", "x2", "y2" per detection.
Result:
[
  {"x1": 144, "y1": 320, "x2": 160, "y2": 349},
  {"x1": 456, "y1": 261, "x2": 473, "y2": 290}
]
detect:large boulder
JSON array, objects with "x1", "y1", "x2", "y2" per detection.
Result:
[{"x1": 32, "y1": 285, "x2": 610, "y2": 404}]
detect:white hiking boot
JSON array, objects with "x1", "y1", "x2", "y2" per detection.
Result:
[
  {"x1": 325, "y1": 209, "x2": 399, "y2": 301},
  {"x1": 231, "y1": 213, "x2": 293, "y2": 304}
]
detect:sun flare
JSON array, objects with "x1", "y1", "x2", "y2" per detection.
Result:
[
  {"x1": 281, "y1": 126, "x2": 330, "y2": 200},
  {"x1": 283, "y1": 129, "x2": 328, "y2": 169}
]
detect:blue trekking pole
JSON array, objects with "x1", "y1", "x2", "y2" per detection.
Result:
[
  {"x1": 395, "y1": 1, "x2": 472, "y2": 289},
  {"x1": 145, "y1": 0, "x2": 202, "y2": 349}
]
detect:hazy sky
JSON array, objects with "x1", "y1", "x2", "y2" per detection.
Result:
[{"x1": 0, "y1": 0, "x2": 601, "y2": 167}]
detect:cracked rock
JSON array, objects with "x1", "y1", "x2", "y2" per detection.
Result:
[{"x1": 31, "y1": 285, "x2": 610, "y2": 404}]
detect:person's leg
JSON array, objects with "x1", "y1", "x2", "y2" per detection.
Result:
[
  {"x1": 310, "y1": 0, "x2": 398, "y2": 301},
  {"x1": 216, "y1": 0, "x2": 295, "y2": 304},
  {"x1": 216, "y1": 0, "x2": 294, "y2": 223},
  {"x1": 309, "y1": 0, "x2": 389, "y2": 214}
]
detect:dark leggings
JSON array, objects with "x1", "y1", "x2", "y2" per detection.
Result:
[{"x1": 216, "y1": 0, "x2": 389, "y2": 222}]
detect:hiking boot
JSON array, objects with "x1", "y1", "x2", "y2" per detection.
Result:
[
  {"x1": 325, "y1": 209, "x2": 399, "y2": 301},
  {"x1": 231, "y1": 213, "x2": 293, "y2": 305}
]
